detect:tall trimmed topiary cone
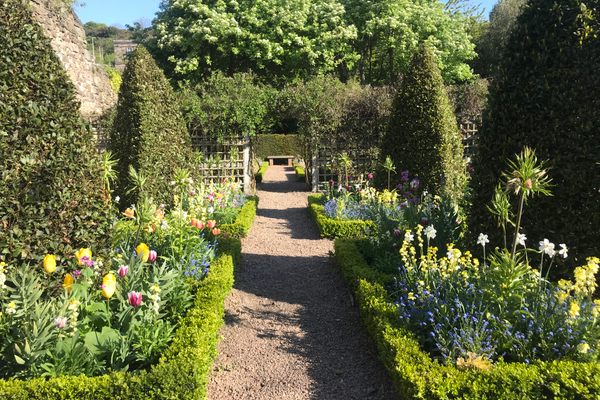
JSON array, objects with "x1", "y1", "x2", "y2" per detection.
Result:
[
  {"x1": 111, "y1": 46, "x2": 195, "y2": 207},
  {"x1": 0, "y1": 0, "x2": 112, "y2": 263},
  {"x1": 379, "y1": 45, "x2": 466, "y2": 203},
  {"x1": 469, "y1": 0, "x2": 600, "y2": 274}
]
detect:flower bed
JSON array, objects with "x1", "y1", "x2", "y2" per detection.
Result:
[
  {"x1": 308, "y1": 194, "x2": 376, "y2": 239},
  {"x1": 334, "y1": 239, "x2": 600, "y2": 399},
  {"x1": 0, "y1": 176, "x2": 257, "y2": 399}
]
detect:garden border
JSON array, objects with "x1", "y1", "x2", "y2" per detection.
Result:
[
  {"x1": 255, "y1": 162, "x2": 268, "y2": 184},
  {"x1": 0, "y1": 201, "x2": 258, "y2": 400},
  {"x1": 334, "y1": 239, "x2": 600, "y2": 399},
  {"x1": 294, "y1": 163, "x2": 305, "y2": 182},
  {"x1": 308, "y1": 194, "x2": 376, "y2": 239}
]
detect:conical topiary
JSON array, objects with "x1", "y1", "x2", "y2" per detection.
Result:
[
  {"x1": 379, "y1": 45, "x2": 466, "y2": 203},
  {"x1": 0, "y1": 0, "x2": 112, "y2": 262},
  {"x1": 469, "y1": 0, "x2": 600, "y2": 272},
  {"x1": 111, "y1": 46, "x2": 195, "y2": 207}
]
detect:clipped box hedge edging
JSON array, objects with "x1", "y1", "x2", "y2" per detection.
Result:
[
  {"x1": 308, "y1": 194, "x2": 376, "y2": 239},
  {"x1": 294, "y1": 163, "x2": 305, "y2": 182},
  {"x1": 333, "y1": 239, "x2": 600, "y2": 400},
  {"x1": 0, "y1": 200, "x2": 258, "y2": 399},
  {"x1": 255, "y1": 162, "x2": 268, "y2": 184},
  {"x1": 220, "y1": 196, "x2": 258, "y2": 239}
]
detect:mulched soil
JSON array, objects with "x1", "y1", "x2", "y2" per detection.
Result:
[{"x1": 208, "y1": 166, "x2": 397, "y2": 400}]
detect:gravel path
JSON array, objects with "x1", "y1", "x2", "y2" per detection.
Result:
[{"x1": 208, "y1": 166, "x2": 397, "y2": 400}]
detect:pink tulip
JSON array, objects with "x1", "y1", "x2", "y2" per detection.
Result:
[
  {"x1": 118, "y1": 265, "x2": 129, "y2": 278},
  {"x1": 128, "y1": 291, "x2": 143, "y2": 307},
  {"x1": 207, "y1": 220, "x2": 217, "y2": 229},
  {"x1": 212, "y1": 228, "x2": 221, "y2": 236},
  {"x1": 148, "y1": 250, "x2": 157, "y2": 263}
]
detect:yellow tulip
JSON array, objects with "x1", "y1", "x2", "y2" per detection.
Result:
[
  {"x1": 136, "y1": 243, "x2": 150, "y2": 263},
  {"x1": 75, "y1": 248, "x2": 92, "y2": 265},
  {"x1": 63, "y1": 273, "x2": 74, "y2": 293},
  {"x1": 43, "y1": 254, "x2": 57, "y2": 274},
  {"x1": 101, "y1": 272, "x2": 116, "y2": 299}
]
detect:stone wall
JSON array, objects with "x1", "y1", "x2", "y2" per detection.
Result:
[{"x1": 29, "y1": 0, "x2": 117, "y2": 120}]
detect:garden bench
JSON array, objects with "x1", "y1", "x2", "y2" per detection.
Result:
[{"x1": 267, "y1": 155, "x2": 294, "y2": 166}]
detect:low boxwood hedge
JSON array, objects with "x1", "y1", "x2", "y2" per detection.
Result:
[
  {"x1": 0, "y1": 202, "x2": 258, "y2": 399},
  {"x1": 334, "y1": 239, "x2": 600, "y2": 399},
  {"x1": 294, "y1": 163, "x2": 305, "y2": 182},
  {"x1": 220, "y1": 196, "x2": 258, "y2": 239},
  {"x1": 255, "y1": 162, "x2": 268, "y2": 184},
  {"x1": 308, "y1": 194, "x2": 376, "y2": 239}
]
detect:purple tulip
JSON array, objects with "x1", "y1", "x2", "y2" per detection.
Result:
[
  {"x1": 128, "y1": 291, "x2": 143, "y2": 308},
  {"x1": 118, "y1": 265, "x2": 129, "y2": 278},
  {"x1": 148, "y1": 250, "x2": 157, "y2": 263}
]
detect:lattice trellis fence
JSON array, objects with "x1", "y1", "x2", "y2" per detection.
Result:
[
  {"x1": 459, "y1": 118, "x2": 480, "y2": 162},
  {"x1": 310, "y1": 136, "x2": 378, "y2": 192},
  {"x1": 191, "y1": 133, "x2": 252, "y2": 193}
]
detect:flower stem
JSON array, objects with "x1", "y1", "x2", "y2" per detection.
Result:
[{"x1": 511, "y1": 192, "x2": 525, "y2": 260}]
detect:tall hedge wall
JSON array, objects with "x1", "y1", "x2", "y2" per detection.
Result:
[
  {"x1": 379, "y1": 45, "x2": 466, "y2": 203},
  {"x1": 253, "y1": 134, "x2": 302, "y2": 160},
  {"x1": 469, "y1": 0, "x2": 600, "y2": 272},
  {"x1": 0, "y1": 0, "x2": 111, "y2": 262},
  {"x1": 111, "y1": 46, "x2": 195, "y2": 207}
]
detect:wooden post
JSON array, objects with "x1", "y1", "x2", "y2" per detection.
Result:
[
  {"x1": 311, "y1": 145, "x2": 319, "y2": 192},
  {"x1": 243, "y1": 137, "x2": 251, "y2": 194}
]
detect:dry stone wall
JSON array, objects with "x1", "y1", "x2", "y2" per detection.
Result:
[{"x1": 29, "y1": 0, "x2": 117, "y2": 120}]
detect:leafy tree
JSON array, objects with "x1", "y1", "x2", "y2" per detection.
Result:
[
  {"x1": 342, "y1": 0, "x2": 477, "y2": 84},
  {"x1": 153, "y1": 0, "x2": 357, "y2": 83},
  {"x1": 110, "y1": 46, "x2": 195, "y2": 206},
  {"x1": 380, "y1": 45, "x2": 467, "y2": 203},
  {"x1": 470, "y1": 0, "x2": 600, "y2": 272},
  {"x1": 474, "y1": 0, "x2": 527, "y2": 77},
  {"x1": 0, "y1": 0, "x2": 112, "y2": 262}
]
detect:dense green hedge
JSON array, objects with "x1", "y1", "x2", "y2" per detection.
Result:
[
  {"x1": 294, "y1": 164, "x2": 305, "y2": 182},
  {"x1": 220, "y1": 197, "x2": 258, "y2": 239},
  {"x1": 253, "y1": 134, "x2": 302, "y2": 160},
  {"x1": 0, "y1": 0, "x2": 112, "y2": 263},
  {"x1": 255, "y1": 162, "x2": 269, "y2": 184},
  {"x1": 308, "y1": 194, "x2": 375, "y2": 239},
  {"x1": 334, "y1": 239, "x2": 600, "y2": 399}
]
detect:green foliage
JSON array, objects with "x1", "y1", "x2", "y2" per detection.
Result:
[
  {"x1": 469, "y1": 0, "x2": 600, "y2": 272},
  {"x1": 447, "y1": 78, "x2": 489, "y2": 122},
  {"x1": 308, "y1": 195, "x2": 376, "y2": 239},
  {"x1": 380, "y1": 45, "x2": 467, "y2": 204},
  {"x1": 334, "y1": 239, "x2": 600, "y2": 399},
  {"x1": 153, "y1": 0, "x2": 357, "y2": 83},
  {"x1": 179, "y1": 73, "x2": 273, "y2": 141},
  {"x1": 219, "y1": 197, "x2": 258, "y2": 239},
  {"x1": 110, "y1": 46, "x2": 195, "y2": 207},
  {"x1": 473, "y1": 0, "x2": 526, "y2": 77},
  {"x1": 253, "y1": 134, "x2": 302, "y2": 160},
  {"x1": 294, "y1": 164, "x2": 306, "y2": 182},
  {"x1": 342, "y1": 0, "x2": 476, "y2": 83},
  {"x1": 103, "y1": 66, "x2": 122, "y2": 93},
  {"x1": 255, "y1": 162, "x2": 269, "y2": 184},
  {"x1": 0, "y1": 0, "x2": 112, "y2": 263}
]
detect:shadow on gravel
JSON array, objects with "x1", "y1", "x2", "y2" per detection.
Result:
[
  {"x1": 233, "y1": 252, "x2": 398, "y2": 400},
  {"x1": 257, "y1": 207, "x2": 321, "y2": 240},
  {"x1": 258, "y1": 167, "x2": 307, "y2": 193}
]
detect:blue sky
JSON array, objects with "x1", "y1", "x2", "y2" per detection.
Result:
[{"x1": 75, "y1": 0, "x2": 498, "y2": 27}]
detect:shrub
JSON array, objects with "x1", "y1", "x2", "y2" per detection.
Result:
[
  {"x1": 253, "y1": 134, "x2": 302, "y2": 160},
  {"x1": 103, "y1": 66, "x2": 122, "y2": 93},
  {"x1": 220, "y1": 197, "x2": 258, "y2": 239},
  {"x1": 469, "y1": 0, "x2": 600, "y2": 273},
  {"x1": 308, "y1": 195, "x2": 375, "y2": 239},
  {"x1": 379, "y1": 45, "x2": 467, "y2": 204},
  {"x1": 334, "y1": 239, "x2": 600, "y2": 399},
  {"x1": 110, "y1": 46, "x2": 195, "y2": 207},
  {"x1": 255, "y1": 162, "x2": 269, "y2": 184},
  {"x1": 0, "y1": 0, "x2": 112, "y2": 263},
  {"x1": 294, "y1": 163, "x2": 305, "y2": 182}
]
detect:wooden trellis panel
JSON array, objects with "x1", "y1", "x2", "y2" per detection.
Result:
[{"x1": 459, "y1": 118, "x2": 480, "y2": 162}]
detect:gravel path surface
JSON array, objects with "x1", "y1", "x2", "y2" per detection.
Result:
[{"x1": 208, "y1": 166, "x2": 397, "y2": 400}]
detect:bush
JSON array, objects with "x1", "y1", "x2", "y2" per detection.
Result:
[
  {"x1": 469, "y1": 0, "x2": 600, "y2": 272},
  {"x1": 379, "y1": 45, "x2": 467, "y2": 204},
  {"x1": 255, "y1": 162, "x2": 269, "y2": 184},
  {"x1": 220, "y1": 197, "x2": 258, "y2": 239},
  {"x1": 0, "y1": 0, "x2": 112, "y2": 263},
  {"x1": 334, "y1": 239, "x2": 600, "y2": 399},
  {"x1": 110, "y1": 46, "x2": 195, "y2": 207},
  {"x1": 103, "y1": 66, "x2": 122, "y2": 93},
  {"x1": 253, "y1": 134, "x2": 302, "y2": 160},
  {"x1": 294, "y1": 163, "x2": 305, "y2": 182},
  {"x1": 308, "y1": 195, "x2": 376, "y2": 239}
]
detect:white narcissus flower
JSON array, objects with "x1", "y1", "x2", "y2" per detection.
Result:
[
  {"x1": 114, "y1": 196, "x2": 120, "y2": 203},
  {"x1": 558, "y1": 243, "x2": 568, "y2": 259},
  {"x1": 424, "y1": 225, "x2": 437, "y2": 240},
  {"x1": 404, "y1": 231, "x2": 414, "y2": 242},
  {"x1": 477, "y1": 233, "x2": 490, "y2": 247},
  {"x1": 539, "y1": 239, "x2": 556, "y2": 257},
  {"x1": 517, "y1": 233, "x2": 527, "y2": 247}
]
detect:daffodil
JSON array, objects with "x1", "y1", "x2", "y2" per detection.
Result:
[
  {"x1": 136, "y1": 243, "x2": 150, "y2": 263},
  {"x1": 43, "y1": 254, "x2": 57, "y2": 274}
]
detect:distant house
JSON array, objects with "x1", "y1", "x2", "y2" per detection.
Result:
[{"x1": 114, "y1": 39, "x2": 136, "y2": 71}]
